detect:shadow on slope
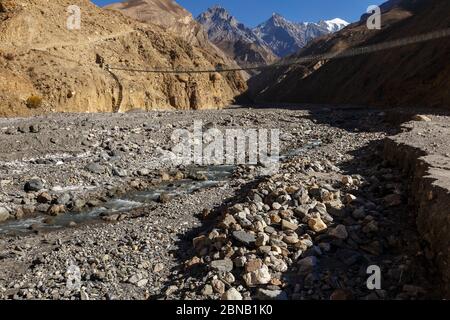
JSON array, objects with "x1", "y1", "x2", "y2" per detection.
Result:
[{"x1": 152, "y1": 108, "x2": 443, "y2": 300}]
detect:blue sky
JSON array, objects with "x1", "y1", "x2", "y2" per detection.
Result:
[{"x1": 94, "y1": 0, "x2": 386, "y2": 27}]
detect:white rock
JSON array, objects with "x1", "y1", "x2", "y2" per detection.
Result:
[
  {"x1": 153, "y1": 263, "x2": 164, "y2": 273},
  {"x1": 137, "y1": 279, "x2": 148, "y2": 288},
  {"x1": 222, "y1": 288, "x2": 243, "y2": 300},
  {"x1": 255, "y1": 288, "x2": 288, "y2": 300},
  {"x1": 272, "y1": 202, "x2": 282, "y2": 210},
  {"x1": 0, "y1": 207, "x2": 10, "y2": 222},
  {"x1": 242, "y1": 264, "x2": 271, "y2": 287}
]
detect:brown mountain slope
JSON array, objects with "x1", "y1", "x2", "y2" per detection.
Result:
[
  {"x1": 0, "y1": 0, "x2": 246, "y2": 117},
  {"x1": 105, "y1": 0, "x2": 209, "y2": 47},
  {"x1": 248, "y1": 0, "x2": 450, "y2": 109},
  {"x1": 105, "y1": 0, "x2": 247, "y2": 78}
]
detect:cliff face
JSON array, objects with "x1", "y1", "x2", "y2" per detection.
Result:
[
  {"x1": 0, "y1": 0, "x2": 247, "y2": 117},
  {"x1": 248, "y1": 0, "x2": 450, "y2": 109}
]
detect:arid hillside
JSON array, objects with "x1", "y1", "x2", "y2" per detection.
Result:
[
  {"x1": 248, "y1": 0, "x2": 450, "y2": 109},
  {"x1": 105, "y1": 1, "x2": 246, "y2": 76},
  {"x1": 0, "y1": 0, "x2": 246, "y2": 117},
  {"x1": 105, "y1": 0, "x2": 211, "y2": 48}
]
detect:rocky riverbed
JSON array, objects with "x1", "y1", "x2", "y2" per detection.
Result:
[{"x1": 0, "y1": 106, "x2": 442, "y2": 300}]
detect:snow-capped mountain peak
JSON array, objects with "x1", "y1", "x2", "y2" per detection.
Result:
[
  {"x1": 198, "y1": 8, "x2": 349, "y2": 59},
  {"x1": 327, "y1": 18, "x2": 349, "y2": 25},
  {"x1": 270, "y1": 12, "x2": 286, "y2": 22},
  {"x1": 319, "y1": 18, "x2": 350, "y2": 32}
]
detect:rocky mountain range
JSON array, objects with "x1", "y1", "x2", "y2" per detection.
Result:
[
  {"x1": 197, "y1": 6, "x2": 349, "y2": 66},
  {"x1": 253, "y1": 13, "x2": 349, "y2": 57},
  {"x1": 248, "y1": 0, "x2": 450, "y2": 109},
  {"x1": 0, "y1": 0, "x2": 246, "y2": 117},
  {"x1": 196, "y1": 6, "x2": 277, "y2": 70}
]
